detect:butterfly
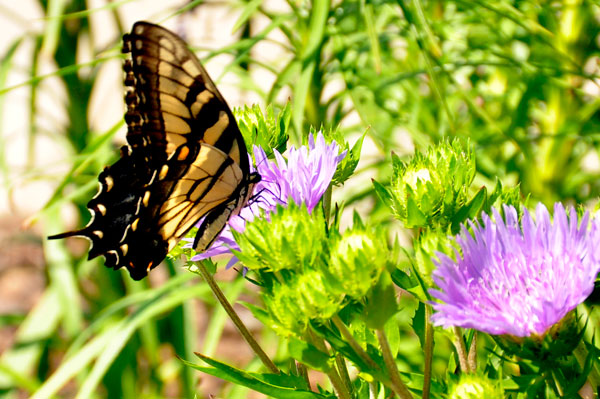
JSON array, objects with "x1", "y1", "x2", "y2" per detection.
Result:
[{"x1": 49, "y1": 21, "x2": 261, "y2": 280}]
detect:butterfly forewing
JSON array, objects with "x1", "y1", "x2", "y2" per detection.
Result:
[
  {"x1": 123, "y1": 22, "x2": 249, "y2": 171},
  {"x1": 48, "y1": 21, "x2": 260, "y2": 280}
]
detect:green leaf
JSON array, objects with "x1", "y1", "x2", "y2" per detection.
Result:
[
  {"x1": 450, "y1": 186, "x2": 487, "y2": 233},
  {"x1": 372, "y1": 179, "x2": 394, "y2": 210},
  {"x1": 390, "y1": 268, "x2": 418, "y2": 290},
  {"x1": 287, "y1": 337, "x2": 333, "y2": 373},
  {"x1": 0, "y1": 289, "x2": 61, "y2": 390},
  {"x1": 232, "y1": 0, "x2": 264, "y2": 33},
  {"x1": 310, "y1": 322, "x2": 387, "y2": 381},
  {"x1": 405, "y1": 196, "x2": 427, "y2": 227},
  {"x1": 411, "y1": 302, "x2": 426, "y2": 350},
  {"x1": 184, "y1": 354, "x2": 333, "y2": 399},
  {"x1": 333, "y1": 130, "x2": 367, "y2": 185},
  {"x1": 292, "y1": 60, "x2": 316, "y2": 138},
  {"x1": 362, "y1": 271, "x2": 398, "y2": 330},
  {"x1": 301, "y1": 0, "x2": 330, "y2": 61}
]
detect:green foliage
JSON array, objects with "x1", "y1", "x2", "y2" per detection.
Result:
[
  {"x1": 183, "y1": 354, "x2": 332, "y2": 399},
  {"x1": 375, "y1": 139, "x2": 476, "y2": 229},
  {"x1": 236, "y1": 203, "x2": 395, "y2": 337},
  {"x1": 234, "y1": 203, "x2": 328, "y2": 273},
  {"x1": 5, "y1": 0, "x2": 600, "y2": 398},
  {"x1": 448, "y1": 373, "x2": 504, "y2": 399},
  {"x1": 235, "y1": 102, "x2": 290, "y2": 157},
  {"x1": 411, "y1": 229, "x2": 455, "y2": 290}
]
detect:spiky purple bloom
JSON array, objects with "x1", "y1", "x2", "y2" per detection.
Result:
[
  {"x1": 188, "y1": 133, "x2": 346, "y2": 265},
  {"x1": 430, "y1": 203, "x2": 600, "y2": 337}
]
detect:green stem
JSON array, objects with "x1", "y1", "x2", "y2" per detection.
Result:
[
  {"x1": 331, "y1": 315, "x2": 380, "y2": 370},
  {"x1": 376, "y1": 328, "x2": 413, "y2": 399},
  {"x1": 197, "y1": 263, "x2": 279, "y2": 374},
  {"x1": 335, "y1": 354, "x2": 353, "y2": 397},
  {"x1": 297, "y1": 362, "x2": 310, "y2": 388},
  {"x1": 467, "y1": 332, "x2": 477, "y2": 372},
  {"x1": 422, "y1": 305, "x2": 434, "y2": 399},
  {"x1": 308, "y1": 330, "x2": 352, "y2": 399},
  {"x1": 453, "y1": 327, "x2": 469, "y2": 373}
]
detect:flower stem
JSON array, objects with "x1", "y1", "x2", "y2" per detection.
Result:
[
  {"x1": 453, "y1": 327, "x2": 470, "y2": 373},
  {"x1": 197, "y1": 263, "x2": 279, "y2": 374},
  {"x1": 422, "y1": 305, "x2": 434, "y2": 399},
  {"x1": 296, "y1": 362, "x2": 310, "y2": 388},
  {"x1": 308, "y1": 329, "x2": 352, "y2": 399},
  {"x1": 467, "y1": 332, "x2": 477, "y2": 372},
  {"x1": 335, "y1": 354, "x2": 353, "y2": 397},
  {"x1": 376, "y1": 328, "x2": 413, "y2": 399},
  {"x1": 331, "y1": 315, "x2": 380, "y2": 370}
]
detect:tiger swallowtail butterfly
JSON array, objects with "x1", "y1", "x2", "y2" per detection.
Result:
[{"x1": 49, "y1": 21, "x2": 261, "y2": 280}]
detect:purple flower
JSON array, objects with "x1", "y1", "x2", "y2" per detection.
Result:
[
  {"x1": 188, "y1": 132, "x2": 346, "y2": 265},
  {"x1": 429, "y1": 203, "x2": 600, "y2": 337}
]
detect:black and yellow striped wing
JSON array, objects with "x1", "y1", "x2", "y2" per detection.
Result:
[{"x1": 49, "y1": 21, "x2": 260, "y2": 280}]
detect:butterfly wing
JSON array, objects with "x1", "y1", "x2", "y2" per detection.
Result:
[
  {"x1": 123, "y1": 22, "x2": 250, "y2": 172},
  {"x1": 49, "y1": 21, "x2": 259, "y2": 280}
]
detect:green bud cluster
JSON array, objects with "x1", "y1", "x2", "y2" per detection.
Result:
[
  {"x1": 234, "y1": 203, "x2": 392, "y2": 336},
  {"x1": 374, "y1": 140, "x2": 476, "y2": 229},
  {"x1": 412, "y1": 228, "x2": 455, "y2": 289},
  {"x1": 234, "y1": 103, "x2": 290, "y2": 156},
  {"x1": 448, "y1": 373, "x2": 503, "y2": 399}
]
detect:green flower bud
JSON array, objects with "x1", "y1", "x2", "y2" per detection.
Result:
[
  {"x1": 264, "y1": 270, "x2": 344, "y2": 336},
  {"x1": 375, "y1": 140, "x2": 475, "y2": 229},
  {"x1": 413, "y1": 229, "x2": 455, "y2": 288},
  {"x1": 234, "y1": 103, "x2": 289, "y2": 156},
  {"x1": 234, "y1": 203, "x2": 328, "y2": 272},
  {"x1": 449, "y1": 374, "x2": 503, "y2": 399},
  {"x1": 327, "y1": 227, "x2": 387, "y2": 300}
]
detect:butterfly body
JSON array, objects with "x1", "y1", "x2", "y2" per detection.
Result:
[{"x1": 49, "y1": 22, "x2": 260, "y2": 280}]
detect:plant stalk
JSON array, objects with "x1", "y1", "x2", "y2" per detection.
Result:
[
  {"x1": 453, "y1": 327, "x2": 470, "y2": 373},
  {"x1": 308, "y1": 329, "x2": 352, "y2": 399},
  {"x1": 422, "y1": 305, "x2": 434, "y2": 399},
  {"x1": 467, "y1": 331, "x2": 477, "y2": 372},
  {"x1": 331, "y1": 315, "x2": 380, "y2": 370},
  {"x1": 335, "y1": 354, "x2": 353, "y2": 397},
  {"x1": 376, "y1": 328, "x2": 413, "y2": 399},
  {"x1": 197, "y1": 263, "x2": 279, "y2": 374}
]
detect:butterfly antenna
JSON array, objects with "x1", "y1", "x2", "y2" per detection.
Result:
[{"x1": 47, "y1": 228, "x2": 87, "y2": 240}]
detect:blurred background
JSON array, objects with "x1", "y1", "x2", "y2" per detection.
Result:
[{"x1": 1, "y1": 0, "x2": 600, "y2": 397}]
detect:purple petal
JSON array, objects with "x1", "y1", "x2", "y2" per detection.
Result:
[{"x1": 429, "y1": 203, "x2": 600, "y2": 337}]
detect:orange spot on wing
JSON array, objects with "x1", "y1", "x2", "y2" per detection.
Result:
[
  {"x1": 178, "y1": 146, "x2": 189, "y2": 160},
  {"x1": 147, "y1": 261, "x2": 153, "y2": 272}
]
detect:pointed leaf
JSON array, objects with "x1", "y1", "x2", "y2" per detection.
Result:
[{"x1": 185, "y1": 354, "x2": 332, "y2": 399}]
